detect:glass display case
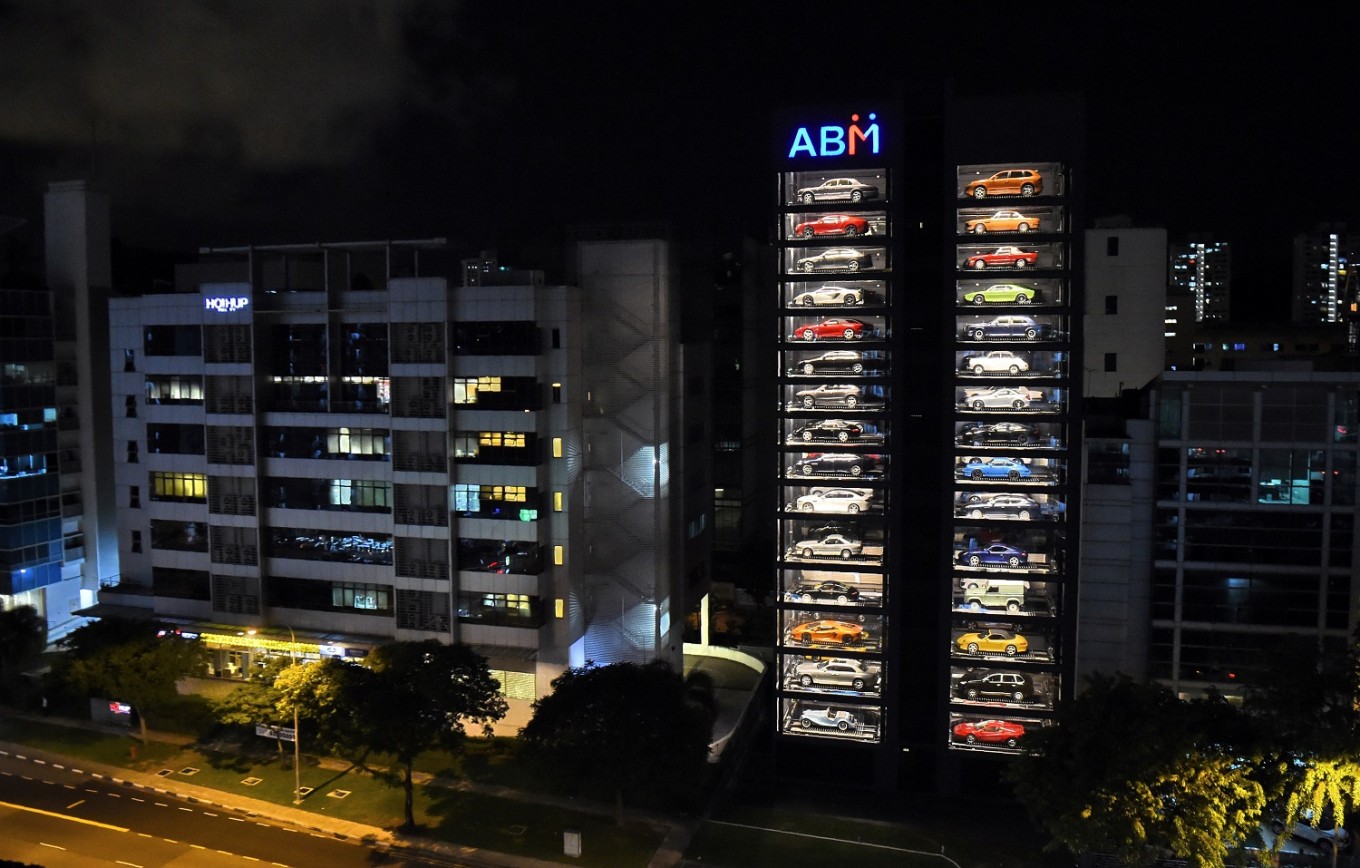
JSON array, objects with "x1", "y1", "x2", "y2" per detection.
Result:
[
  {"x1": 783, "y1": 416, "x2": 888, "y2": 445},
  {"x1": 956, "y1": 241, "x2": 1065, "y2": 272},
  {"x1": 782, "y1": 211, "x2": 889, "y2": 241},
  {"x1": 950, "y1": 618, "x2": 1054, "y2": 663},
  {"x1": 956, "y1": 312, "x2": 1066, "y2": 343},
  {"x1": 784, "y1": 279, "x2": 889, "y2": 310},
  {"x1": 782, "y1": 484, "x2": 882, "y2": 516},
  {"x1": 785, "y1": 313, "x2": 889, "y2": 344},
  {"x1": 949, "y1": 713, "x2": 1046, "y2": 752},
  {"x1": 781, "y1": 697, "x2": 882, "y2": 742},
  {"x1": 952, "y1": 489, "x2": 1066, "y2": 522},
  {"x1": 955, "y1": 205, "x2": 1064, "y2": 236},
  {"x1": 955, "y1": 277, "x2": 1065, "y2": 308},
  {"x1": 955, "y1": 420, "x2": 1066, "y2": 450},
  {"x1": 783, "y1": 450, "x2": 887, "y2": 482},
  {"x1": 781, "y1": 245, "x2": 891, "y2": 275},
  {"x1": 954, "y1": 384, "x2": 1066, "y2": 415},
  {"x1": 785, "y1": 381, "x2": 889, "y2": 412},
  {"x1": 953, "y1": 455, "x2": 1064, "y2": 486},
  {"x1": 954, "y1": 349, "x2": 1067, "y2": 379},
  {"x1": 955, "y1": 162, "x2": 1065, "y2": 200},
  {"x1": 783, "y1": 171, "x2": 890, "y2": 207},
  {"x1": 950, "y1": 666, "x2": 1056, "y2": 710},
  {"x1": 785, "y1": 652, "x2": 885, "y2": 696},
  {"x1": 952, "y1": 576, "x2": 1059, "y2": 617},
  {"x1": 781, "y1": 610, "x2": 885, "y2": 653},
  {"x1": 781, "y1": 567, "x2": 885, "y2": 607},
  {"x1": 784, "y1": 348, "x2": 886, "y2": 378}
]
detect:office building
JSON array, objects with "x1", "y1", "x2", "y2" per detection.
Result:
[{"x1": 1169, "y1": 237, "x2": 1231, "y2": 323}]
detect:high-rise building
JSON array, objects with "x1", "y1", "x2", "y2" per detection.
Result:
[
  {"x1": 1292, "y1": 223, "x2": 1358, "y2": 324},
  {"x1": 1169, "y1": 237, "x2": 1231, "y2": 323}
]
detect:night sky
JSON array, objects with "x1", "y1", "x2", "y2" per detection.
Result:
[{"x1": 1, "y1": 2, "x2": 1356, "y2": 319}]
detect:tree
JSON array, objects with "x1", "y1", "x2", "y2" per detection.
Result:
[
  {"x1": 342, "y1": 641, "x2": 507, "y2": 829},
  {"x1": 213, "y1": 658, "x2": 292, "y2": 758},
  {"x1": 0, "y1": 605, "x2": 46, "y2": 702},
  {"x1": 1005, "y1": 674, "x2": 1265, "y2": 867},
  {"x1": 53, "y1": 617, "x2": 208, "y2": 742},
  {"x1": 519, "y1": 660, "x2": 713, "y2": 823}
]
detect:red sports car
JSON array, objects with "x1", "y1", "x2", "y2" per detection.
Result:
[
  {"x1": 953, "y1": 718, "x2": 1025, "y2": 748},
  {"x1": 964, "y1": 246, "x2": 1038, "y2": 270},
  {"x1": 794, "y1": 214, "x2": 870, "y2": 237},
  {"x1": 797, "y1": 318, "x2": 866, "y2": 341}
]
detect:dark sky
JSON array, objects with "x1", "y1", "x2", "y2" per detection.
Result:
[{"x1": 0, "y1": 2, "x2": 1356, "y2": 317}]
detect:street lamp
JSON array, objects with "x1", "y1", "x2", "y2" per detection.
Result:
[{"x1": 287, "y1": 626, "x2": 301, "y2": 805}]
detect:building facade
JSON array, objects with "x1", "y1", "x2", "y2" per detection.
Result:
[
  {"x1": 1169, "y1": 237, "x2": 1231, "y2": 323},
  {"x1": 1291, "y1": 223, "x2": 1357, "y2": 325}
]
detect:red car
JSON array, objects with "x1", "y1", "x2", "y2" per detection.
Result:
[
  {"x1": 953, "y1": 718, "x2": 1025, "y2": 748},
  {"x1": 797, "y1": 318, "x2": 865, "y2": 341},
  {"x1": 794, "y1": 214, "x2": 870, "y2": 237},
  {"x1": 964, "y1": 246, "x2": 1038, "y2": 270}
]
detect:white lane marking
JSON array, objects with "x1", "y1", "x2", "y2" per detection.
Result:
[
  {"x1": 66, "y1": 800, "x2": 85, "y2": 809},
  {"x1": 39, "y1": 842, "x2": 66, "y2": 850}
]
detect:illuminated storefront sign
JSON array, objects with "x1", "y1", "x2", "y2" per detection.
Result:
[
  {"x1": 204, "y1": 296, "x2": 250, "y2": 313},
  {"x1": 199, "y1": 631, "x2": 321, "y2": 655},
  {"x1": 788, "y1": 113, "x2": 880, "y2": 159}
]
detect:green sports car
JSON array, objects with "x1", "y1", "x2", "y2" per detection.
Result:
[{"x1": 961, "y1": 283, "x2": 1037, "y2": 305}]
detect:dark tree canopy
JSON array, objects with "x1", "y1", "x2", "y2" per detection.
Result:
[
  {"x1": 0, "y1": 605, "x2": 46, "y2": 701},
  {"x1": 519, "y1": 660, "x2": 713, "y2": 817}
]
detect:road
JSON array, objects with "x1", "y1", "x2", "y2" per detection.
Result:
[{"x1": 0, "y1": 750, "x2": 452, "y2": 867}]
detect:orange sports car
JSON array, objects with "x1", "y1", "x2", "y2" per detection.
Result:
[{"x1": 791, "y1": 619, "x2": 864, "y2": 645}]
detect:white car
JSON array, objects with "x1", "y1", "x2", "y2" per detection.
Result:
[
  {"x1": 793, "y1": 488, "x2": 873, "y2": 514},
  {"x1": 960, "y1": 387, "x2": 1033, "y2": 410},
  {"x1": 961, "y1": 351, "x2": 1030, "y2": 375},
  {"x1": 792, "y1": 659, "x2": 880, "y2": 691},
  {"x1": 1269, "y1": 816, "x2": 1351, "y2": 854},
  {"x1": 795, "y1": 383, "x2": 862, "y2": 408},
  {"x1": 790, "y1": 533, "x2": 863, "y2": 560},
  {"x1": 792, "y1": 285, "x2": 876, "y2": 306}
]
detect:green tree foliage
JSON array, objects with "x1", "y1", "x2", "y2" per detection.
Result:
[
  {"x1": 53, "y1": 617, "x2": 208, "y2": 742},
  {"x1": 519, "y1": 660, "x2": 714, "y2": 821},
  {"x1": 1005, "y1": 674, "x2": 1264, "y2": 868},
  {"x1": 0, "y1": 605, "x2": 46, "y2": 701}
]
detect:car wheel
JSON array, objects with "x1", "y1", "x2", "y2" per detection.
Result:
[
  {"x1": 801, "y1": 227, "x2": 815, "y2": 238},
  {"x1": 970, "y1": 329, "x2": 985, "y2": 340},
  {"x1": 842, "y1": 328, "x2": 857, "y2": 340},
  {"x1": 841, "y1": 634, "x2": 855, "y2": 643},
  {"x1": 840, "y1": 549, "x2": 852, "y2": 560},
  {"x1": 1012, "y1": 400, "x2": 1025, "y2": 409},
  {"x1": 971, "y1": 469, "x2": 983, "y2": 479},
  {"x1": 972, "y1": 400, "x2": 985, "y2": 410},
  {"x1": 801, "y1": 261, "x2": 815, "y2": 272},
  {"x1": 800, "y1": 465, "x2": 814, "y2": 475},
  {"x1": 802, "y1": 396, "x2": 815, "y2": 407},
  {"x1": 1008, "y1": 365, "x2": 1020, "y2": 374},
  {"x1": 847, "y1": 261, "x2": 860, "y2": 272},
  {"x1": 801, "y1": 502, "x2": 814, "y2": 511},
  {"x1": 850, "y1": 465, "x2": 862, "y2": 476},
  {"x1": 1018, "y1": 223, "x2": 1030, "y2": 232},
  {"x1": 1020, "y1": 184, "x2": 1035, "y2": 196},
  {"x1": 845, "y1": 395, "x2": 858, "y2": 407},
  {"x1": 800, "y1": 295, "x2": 815, "y2": 305},
  {"x1": 799, "y1": 633, "x2": 812, "y2": 644},
  {"x1": 851, "y1": 362, "x2": 863, "y2": 373},
  {"x1": 846, "y1": 293, "x2": 860, "y2": 305},
  {"x1": 1007, "y1": 601, "x2": 1021, "y2": 613},
  {"x1": 836, "y1": 595, "x2": 849, "y2": 605},
  {"x1": 1005, "y1": 645, "x2": 1018, "y2": 656},
  {"x1": 802, "y1": 547, "x2": 814, "y2": 558},
  {"x1": 800, "y1": 675, "x2": 813, "y2": 686},
  {"x1": 972, "y1": 186, "x2": 987, "y2": 199},
  {"x1": 966, "y1": 733, "x2": 977, "y2": 744},
  {"x1": 972, "y1": 224, "x2": 985, "y2": 234},
  {"x1": 801, "y1": 594, "x2": 815, "y2": 603},
  {"x1": 836, "y1": 430, "x2": 849, "y2": 442},
  {"x1": 802, "y1": 328, "x2": 816, "y2": 341},
  {"x1": 971, "y1": 294, "x2": 985, "y2": 305},
  {"x1": 1018, "y1": 510, "x2": 1031, "y2": 520},
  {"x1": 1270, "y1": 820, "x2": 1287, "y2": 835},
  {"x1": 1008, "y1": 470, "x2": 1019, "y2": 479},
  {"x1": 836, "y1": 719, "x2": 850, "y2": 731},
  {"x1": 802, "y1": 430, "x2": 814, "y2": 441},
  {"x1": 968, "y1": 555, "x2": 981, "y2": 566},
  {"x1": 1014, "y1": 259, "x2": 1027, "y2": 268},
  {"x1": 843, "y1": 225, "x2": 858, "y2": 236},
  {"x1": 801, "y1": 192, "x2": 814, "y2": 204},
  {"x1": 972, "y1": 365, "x2": 985, "y2": 375},
  {"x1": 1025, "y1": 328, "x2": 1038, "y2": 339},
  {"x1": 847, "y1": 504, "x2": 860, "y2": 513},
  {"x1": 966, "y1": 688, "x2": 979, "y2": 699},
  {"x1": 802, "y1": 362, "x2": 816, "y2": 375},
  {"x1": 1007, "y1": 556, "x2": 1021, "y2": 567},
  {"x1": 966, "y1": 642, "x2": 979, "y2": 654},
  {"x1": 968, "y1": 508, "x2": 983, "y2": 518},
  {"x1": 969, "y1": 601, "x2": 982, "y2": 612},
  {"x1": 1016, "y1": 293, "x2": 1030, "y2": 304},
  {"x1": 1013, "y1": 691, "x2": 1025, "y2": 702},
  {"x1": 972, "y1": 260, "x2": 986, "y2": 270},
  {"x1": 852, "y1": 678, "x2": 865, "y2": 690},
  {"x1": 1005, "y1": 738, "x2": 1018, "y2": 748},
  {"x1": 800, "y1": 717, "x2": 813, "y2": 728},
  {"x1": 850, "y1": 190, "x2": 863, "y2": 203}
]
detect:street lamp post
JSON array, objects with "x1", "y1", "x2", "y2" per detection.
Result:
[{"x1": 287, "y1": 626, "x2": 301, "y2": 805}]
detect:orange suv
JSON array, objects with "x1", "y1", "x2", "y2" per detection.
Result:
[{"x1": 964, "y1": 169, "x2": 1043, "y2": 199}]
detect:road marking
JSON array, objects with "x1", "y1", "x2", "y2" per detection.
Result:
[
  {"x1": 0, "y1": 771, "x2": 10, "y2": 776},
  {"x1": 62, "y1": 784, "x2": 75, "y2": 790},
  {"x1": 137, "y1": 833, "x2": 152, "y2": 838},
  {"x1": 131, "y1": 797, "x2": 145, "y2": 802},
  {"x1": 39, "y1": 842, "x2": 65, "y2": 850},
  {"x1": 178, "y1": 806, "x2": 193, "y2": 812},
  {"x1": 204, "y1": 811, "x2": 217, "y2": 817},
  {"x1": 217, "y1": 851, "x2": 232, "y2": 855},
  {"x1": 154, "y1": 802, "x2": 168, "y2": 807},
  {"x1": 15, "y1": 754, "x2": 26, "y2": 760},
  {"x1": 34, "y1": 759, "x2": 46, "y2": 765},
  {"x1": 243, "y1": 857, "x2": 260, "y2": 862},
  {"x1": 190, "y1": 844, "x2": 205, "y2": 850},
  {"x1": 20, "y1": 775, "x2": 32, "y2": 781},
  {"x1": 229, "y1": 816, "x2": 245, "y2": 822},
  {"x1": 66, "y1": 800, "x2": 85, "y2": 809},
  {"x1": 0, "y1": 800, "x2": 128, "y2": 832},
  {"x1": 85, "y1": 788, "x2": 98, "y2": 793},
  {"x1": 108, "y1": 793, "x2": 120, "y2": 798},
  {"x1": 115, "y1": 861, "x2": 143, "y2": 867},
  {"x1": 163, "y1": 838, "x2": 177, "y2": 844},
  {"x1": 53, "y1": 764, "x2": 64, "y2": 770}
]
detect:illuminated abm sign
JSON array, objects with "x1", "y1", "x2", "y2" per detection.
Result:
[{"x1": 788, "y1": 113, "x2": 880, "y2": 159}]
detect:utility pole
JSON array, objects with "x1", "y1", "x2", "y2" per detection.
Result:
[{"x1": 287, "y1": 626, "x2": 301, "y2": 804}]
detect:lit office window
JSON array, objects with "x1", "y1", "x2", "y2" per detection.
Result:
[{"x1": 554, "y1": 545, "x2": 564, "y2": 566}]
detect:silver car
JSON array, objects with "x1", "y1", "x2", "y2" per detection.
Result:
[
  {"x1": 790, "y1": 533, "x2": 863, "y2": 560},
  {"x1": 792, "y1": 659, "x2": 880, "y2": 691},
  {"x1": 795, "y1": 383, "x2": 862, "y2": 408},
  {"x1": 961, "y1": 387, "x2": 1032, "y2": 410}
]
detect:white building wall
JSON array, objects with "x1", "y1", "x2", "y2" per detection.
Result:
[{"x1": 1084, "y1": 228, "x2": 1167, "y2": 398}]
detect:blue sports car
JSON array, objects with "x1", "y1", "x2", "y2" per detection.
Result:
[
  {"x1": 957, "y1": 457, "x2": 1032, "y2": 480},
  {"x1": 957, "y1": 544, "x2": 1028, "y2": 568}
]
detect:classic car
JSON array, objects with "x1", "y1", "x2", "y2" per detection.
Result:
[
  {"x1": 963, "y1": 169, "x2": 1043, "y2": 199},
  {"x1": 957, "y1": 543, "x2": 1028, "y2": 568},
  {"x1": 956, "y1": 422, "x2": 1041, "y2": 447},
  {"x1": 795, "y1": 177, "x2": 880, "y2": 203},
  {"x1": 957, "y1": 457, "x2": 1032, "y2": 480},
  {"x1": 956, "y1": 628, "x2": 1028, "y2": 656},
  {"x1": 957, "y1": 493, "x2": 1042, "y2": 520},
  {"x1": 797, "y1": 706, "x2": 861, "y2": 732},
  {"x1": 964, "y1": 246, "x2": 1038, "y2": 270},
  {"x1": 793, "y1": 659, "x2": 880, "y2": 691},
  {"x1": 794, "y1": 383, "x2": 863, "y2": 408},
  {"x1": 796, "y1": 318, "x2": 867, "y2": 341},
  {"x1": 954, "y1": 671, "x2": 1035, "y2": 703},
  {"x1": 794, "y1": 214, "x2": 870, "y2": 237},
  {"x1": 959, "y1": 387, "x2": 1033, "y2": 411},
  {"x1": 963, "y1": 579, "x2": 1028, "y2": 612},
  {"x1": 953, "y1": 718, "x2": 1026, "y2": 747},
  {"x1": 792, "y1": 452, "x2": 880, "y2": 478},
  {"x1": 961, "y1": 283, "x2": 1038, "y2": 305},
  {"x1": 791, "y1": 284, "x2": 879, "y2": 306},
  {"x1": 796, "y1": 248, "x2": 875, "y2": 273},
  {"x1": 790, "y1": 619, "x2": 864, "y2": 644},
  {"x1": 788, "y1": 350, "x2": 866, "y2": 375},
  {"x1": 786, "y1": 580, "x2": 861, "y2": 605},
  {"x1": 960, "y1": 350, "x2": 1030, "y2": 375},
  {"x1": 964, "y1": 210, "x2": 1039, "y2": 234},
  {"x1": 962, "y1": 315, "x2": 1055, "y2": 341},
  {"x1": 794, "y1": 419, "x2": 864, "y2": 442},
  {"x1": 789, "y1": 533, "x2": 863, "y2": 560},
  {"x1": 793, "y1": 488, "x2": 874, "y2": 514}
]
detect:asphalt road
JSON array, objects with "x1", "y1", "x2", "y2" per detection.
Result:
[{"x1": 0, "y1": 751, "x2": 444, "y2": 867}]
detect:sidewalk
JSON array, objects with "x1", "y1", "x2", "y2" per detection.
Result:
[{"x1": 0, "y1": 709, "x2": 695, "y2": 868}]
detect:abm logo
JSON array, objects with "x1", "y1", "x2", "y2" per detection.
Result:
[{"x1": 788, "y1": 113, "x2": 880, "y2": 159}]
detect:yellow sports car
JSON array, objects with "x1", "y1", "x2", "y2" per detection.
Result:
[{"x1": 956, "y1": 628, "x2": 1028, "y2": 656}]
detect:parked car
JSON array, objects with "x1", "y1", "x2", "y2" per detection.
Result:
[
  {"x1": 957, "y1": 493, "x2": 1043, "y2": 520},
  {"x1": 797, "y1": 706, "x2": 861, "y2": 732},
  {"x1": 792, "y1": 452, "x2": 879, "y2": 478},
  {"x1": 957, "y1": 457, "x2": 1032, "y2": 480},
  {"x1": 788, "y1": 350, "x2": 866, "y2": 375},
  {"x1": 793, "y1": 659, "x2": 880, "y2": 691},
  {"x1": 964, "y1": 210, "x2": 1039, "y2": 234},
  {"x1": 786, "y1": 580, "x2": 861, "y2": 605},
  {"x1": 794, "y1": 419, "x2": 864, "y2": 442},
  {"x1": 963, "y1": 246, "x2": 1038, "y2": 269},
  {"x1": 960, "y1": 350, "x2": 1030, "y2": 375},
  {"x1": 964, "y1": 169, "x2": 1043, "y2": 199},
  {"x1": 789, "y1": 533, "x2": 863, "y2": 560},
  {"x1": 796, "y1": 248, "x2": 875, "y2": 273},
  {"x1": 796, "y1": 178, "x2": 880, "y2": 203},
  {"x1": 956, "y1": 628, "x2": 1028, "y2": 656},
  {"x1": 961, "y1": 283, "x2": 1039, "y2": 305},
  {"x1": 793, "y1": 488, "x2": 874, "y2": 514},
  {"x1": 956, "y1": 422, "x2": 1040, "y2": 447},
  {"x1": 796, "y1": 318, "x2": 867, "y2": 341},
  {"x1": 959, "y1": 387, "x2": 1032, "y2": 411},
  {"x1": 962, "y1": 579, "x2": 1028, "y2": 613},
  {"x1": 791, "y1": 284, "x2": 879, "y2": 306},
  {"x1": 962, "y1": 315, "x2": 1055, "y2": 341},
  {"x1": 790, "y1": 619, "x2": 864, "y2": 645},
  {"x1": 952, "y1": 718, "x2": 1025, "y2": 747},
  {"x1": 1268, "y1": 815, "x2": 1351, "y2": 854},
  {"x1": 954, "y1": 670, "x2": 1035, "y2": 703},
  {"x1": 794, "y1": 383, "x2": 863, "y2": 408},
  {"x1": 957, "y1": 543, "x2": 1028, "y2": 568},
  {"x1": 794, "y1": 214, "x2": 870, "y2": 237}
]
